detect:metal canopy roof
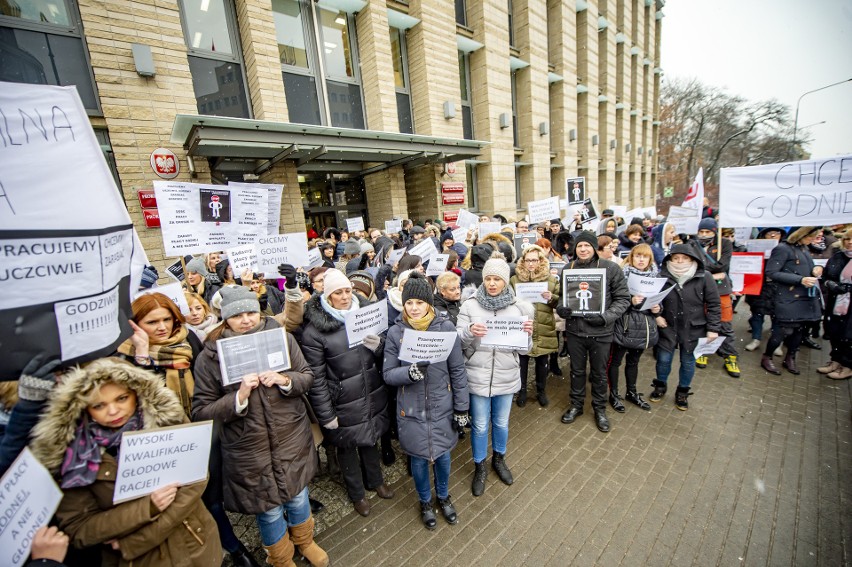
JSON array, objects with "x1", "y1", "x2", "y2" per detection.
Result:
[{"x1": 171, "y1": 115, "x2": 487, "y2": 176}]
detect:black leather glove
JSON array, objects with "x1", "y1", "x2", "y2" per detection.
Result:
[
  {"x1": 556, "y1": 306, "x2": 573, "y2": 319},
  {"x1": 18, "y1": 354, "x2": 62, "y2": 402},
  {"x1": 825, "y1": 280, "x2": 852, "y2": 294},
  {"x1": 277, "y1": 264, "x2": 298, "y2": 289},
  {"x1": 453, "y1": 411, "x2": 469, "y2": 433},
  {"x1": 586, "y1": 314, "x2": 607, "y2": 327},
  {"x1": 408, "y1": 361, "x2": 430, "y2": 382}
]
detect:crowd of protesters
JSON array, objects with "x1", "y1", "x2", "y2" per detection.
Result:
[{"x1": 1, "y1": 197, "x2": 850, "y2": 566}]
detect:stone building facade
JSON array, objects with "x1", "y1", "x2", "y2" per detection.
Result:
[{"x1": 1, "y1": 0, "x2": 663, "y2": 271}]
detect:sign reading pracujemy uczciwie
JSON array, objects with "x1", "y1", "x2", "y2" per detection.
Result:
[{"x1": 0, "y1": 82, "x2": 148, "y2": 379}]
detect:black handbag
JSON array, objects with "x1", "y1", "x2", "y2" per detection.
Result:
[{"x1": 614, "y1": 308, "x2": 658, "y2": 350}]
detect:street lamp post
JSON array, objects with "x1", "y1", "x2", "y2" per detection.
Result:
[{"x1": 791, "y1": 78, "x2": 852, "y2": 159}]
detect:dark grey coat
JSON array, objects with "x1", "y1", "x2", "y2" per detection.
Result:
[
  {"x1": 383, "y1": 315, "x2": 469, "y2": 462},
  {"x1": 765, "y1": 241, "x2": 822, "y2": 323},
  {"x1": 657, "y1": 249, "x2": 722, "y2": 354},
  {"x1": 301, "y1": 294, "x2": 389, "y2": 448}
]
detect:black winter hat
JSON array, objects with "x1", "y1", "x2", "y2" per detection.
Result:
[
  {"x1": 570, "y1": 231, "x2": 599, "y2": 258},
  {"x1": 402, "y1": 272, "x2": 434, "y2": 306}
]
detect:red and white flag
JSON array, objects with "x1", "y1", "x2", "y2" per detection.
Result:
[{"x1": 682, "y1": 167, "x2": 704, "y2": 210}]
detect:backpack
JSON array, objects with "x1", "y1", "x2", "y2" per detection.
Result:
[{"x1": 614, "y1": 308, "x2": 658, "y2": 350}]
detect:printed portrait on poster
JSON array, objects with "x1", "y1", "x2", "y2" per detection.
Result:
[
  {"x1": 200, "y1": 188, "x2": 232, "y2": 223},
  {"x1": 562, "y1": 268, "x2": 607, "y2": 316}
]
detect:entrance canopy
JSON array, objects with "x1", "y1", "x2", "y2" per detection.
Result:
[{"x1": 171, "y1": 115, "x2": 486, "y2": 176}]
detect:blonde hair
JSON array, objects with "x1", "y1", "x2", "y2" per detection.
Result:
[
  {"x1": 436, "y1": 271, "x2": 460, "y2": 291},
  {"x1": 622, "y1": 243, "x2": 654, "y2": 268},
  {"x1": 184, "y1": 292, "x2": 211, "y2": 317}
]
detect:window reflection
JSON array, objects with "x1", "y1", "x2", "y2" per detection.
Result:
[
  {"x1": 319, "y1": 8, "x2": 353, "y2": 79},
  {"x1": 390, "y1": 30, "x2": 405, "y2": 88},
  {"x1": 189, "y1": 56, "x2": 250, "y2": 118},
  {"x1": 180, "y1": 0, "x2": 233, "y2": 56},
  {"x1": 273, "y1": 0, "x2": 309, "y2": 68},
  {"x1": 0, "y1": 0, "x2": 70, "y2": 26}
]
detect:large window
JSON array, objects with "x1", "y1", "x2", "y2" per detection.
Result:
[
  {"x1": 507, "y1": 0, "x2": 515, "y2": 48},
  {"x1": 273, "y1": 0, "x2": 365, "y2": 129},
  {"x1": 455, "y1": 0, "x2": 467, "y2": 27},
  {"x1": 511, "y1": 71, "x2": 519, "y2": 148},
  {"x1": 458, "y1": 51, "x2": 473, "y2": 140},
  {"x1": 179, "y1": 0, "x2": 251, "y2": 118},
  {"x1": 0, "y1": 0, "x2": 99, "y2": 112},
  {"x1": 390, "y1": 27, "x2": 413, "y2": 134}
]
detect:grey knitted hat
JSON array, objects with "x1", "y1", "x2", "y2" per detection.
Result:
[
  {"x1": 185, "y1": 256, "x2": 209, "y2": 276},
  {"x1": 481, "y1": 252, "x2": 511, "y2": 286},
  {"x1": 343, "y1": 240, "x2": 362, "y2": 255},
  {"x1": 220, "y1": 285, "x2": 260, "y2": 321}
]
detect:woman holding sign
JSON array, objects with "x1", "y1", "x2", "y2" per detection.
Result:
[
  {"x1": 192, "y1": 287, "x2": 329, "y2": 567},
  {"x1": 29, "y1": 358, "x2": 221, "y2": 567},
  {"x1": 383, "y1": 273, "x2": 469, "y2": 529},
  {"x1": 457, "y1": 254, "x2": 534, "y2": 497},
  {"x1": 301, "y1": 269, "x2": 392, "y2": 518},
  {"x1": 510, "y1": 245, "x2": 561, "y2": 407}
]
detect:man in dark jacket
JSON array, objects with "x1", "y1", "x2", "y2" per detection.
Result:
[{"x1": 556, "y1": 231, "x2": 630, "y2": 432}]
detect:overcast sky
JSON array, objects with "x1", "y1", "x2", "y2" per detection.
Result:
[{"x1": 660, "y1": 0, "x2": 852, "y2": 159}]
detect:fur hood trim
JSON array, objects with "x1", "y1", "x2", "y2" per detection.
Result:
[
  {"x1": 30, "y1": 358, "x2": 186, "y2": 473},
  {"x1": 303, "y1": 293, "x2": 342, "y2": 333},
  {"x1": 515, "y1": 245, "x2": 550, "y2": 282}
]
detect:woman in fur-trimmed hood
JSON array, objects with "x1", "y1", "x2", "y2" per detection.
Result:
[
  {"x1": 509, "y1": 245, "x2": 561, "y2": 407},
  {"x1": 29, "y1": 358, "x2": 221, "y2": 567}
]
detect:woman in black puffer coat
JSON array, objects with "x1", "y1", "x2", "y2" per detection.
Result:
[
  {"x1": 818, "y1": 228, "x2": 852, "y2": 379},
  {"x1": 300, "y1": 269, "x2": 392, "y2": 517},
  {"x1": 760, "y1": 227, "x2": 824, "y2": 376}
]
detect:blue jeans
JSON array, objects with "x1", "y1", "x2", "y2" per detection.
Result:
[
  {"x1": 655, "y1": 348, "x2": 696, "y2": 389},
  {"x1": 255, "y1": 487, "x2": 311, "y2": 546},
  {"x1": 410, "y1": 450, "x2": 451, "y2": 502},
  {"x1": 748, "y1": 311, "x2": 765, "y2": 340},
  {"x1": 470, "y1": 393, "x2": 513, "y2": 464}
]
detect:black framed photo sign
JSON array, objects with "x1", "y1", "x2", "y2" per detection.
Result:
[{"x1": 562, "y1": 268, "x2": 607, "y2": 316}]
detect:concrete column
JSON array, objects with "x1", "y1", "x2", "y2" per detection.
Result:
[
  {"x1": 356, "y1": 0, "x2": 399, "y2": 132},
  {"x1": 260, "y1": 162, "x2": 305, "y2": 234}
]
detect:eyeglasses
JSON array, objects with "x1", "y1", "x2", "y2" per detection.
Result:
[{"x1": 524, "y1": 258, "x2": 540, "y2": 263}]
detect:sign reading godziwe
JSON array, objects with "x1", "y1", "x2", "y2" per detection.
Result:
[
  {"x1": 719, "y1": 156, "x2": 852, "y2": 227},
  {"x1": 0, "y1": 82, "x2": 147, "y2": 379},
  {"x1": 113, "y1": 421, "x2": 213, "y2": 504}
]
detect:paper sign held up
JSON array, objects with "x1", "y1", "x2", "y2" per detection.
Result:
[
  {"x1": 479, "y1": 317, "x2": 529, "y2": 349},
  {"x1": 385, "y1": 219, "x2": 402, "y2": 234},
  {"x1": 345, "y1": 301, "x2": 389, "y2": 347},
  {"x1": 216, "y1": 327, "x2": 291, "y2": 385},
  {"x1": 113, "y1": 421, "x2": 213, "y2": 504},
  {"x1": 456, "y1": 209, "x2": 479, "y2": 229},
  {"x1": 136, "y1": 282, "x2": 191, "y2": 315},
  {"x1": 527, "y1": 196, "x2": 561, "y2": 224},
  {"x1": 426, "y1": 254, "x2": 450, "y2": 276},
  {"x1": 513, "y1": 282, "x2": 548, "y2": 304},
  {"x1": 255, "y1": 233, "x2": 309, "y2": 277},
  {"x1": 227, "y1": 244, "x2": 258, "y2": 274},
  {"x1": 398, "y1": 329, "x2": 457, "y2": 363},
  {"x1": 346, "y1": 217, "x2": 365, "y2": 233}
]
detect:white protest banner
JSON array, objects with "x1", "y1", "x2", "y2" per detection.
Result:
[
  {"x1": 513, "y1": 282, "x2": 549, "y2": 304},
  {"x1": 386, "y1": 248, "x2": 406, "y2": 266},
  {"x1": 344, "y1": 301, "x2": 389, "y2": 347},
  {"x1": 566, "y1": 176, "x2": 586, "y2": 204},
  {"x1": 667, "y1": 205, "x2": 701, "y2": 235},
  {"x1": 456, "y1": 208, "x2": 479, "y2": 229},
  {"x1": 113, "y1": 421, "x2": 213, "y2": 504},
  {"x1": 216, "y1": 327, "x2": 291, "y2": 385},
  {"x1": 155, "y1": 181, "x2": 269, "y2": 256},
  {"x1": 642, "y1": 206, "x2": 658, "y2": 219},
  {"x1": 228, "y1": 182, "x2": 282, "y2": 236},
  {"x1": 0, "y1": 448, "x2": 63, "y2": 567},
  {"x1": 398, "y1": 329, "x2": 457, "y2": 363},
  {"x1": 746, "y1": 239, "x2": 779, "y2": 259},
  {"x1": 734, "y1": 227, "x2": 753, "y2": 242},
  {"x1": 0, "y1": 83, "x2": 146, "y2": 378},
  {"x1": 527, "y1": 196, "x2": 561, "y2": 224},
  {"x1": 304, "y1": 247, "x2": 324, "y2": 269},
  {"x1": 669, "y1": 205, "x2": 700, "y2": 218},
  {"x1": 478, "y1": 222, "x2": 501, "y2": 237},
  {"x1": 255, "y1": 233, "x2": 310, "y2": 278},
  {"x1": 136, "y1": 282, "x2": 191, "y2": 315},
  {"x1": 480, "y1": 317, "x2": 529, "y2": 349},
  {"x1": 408, "y1": 237, "x2": 438, "y2": 265},
  {"x1": 346, "y1": 217, "x2": 365, "y2": 233},
  {"x1": 729, "y1": 255, "x2": 763, "y2": 275},
  {"x1": 426, "y1": 254, "x2": 450, "y2": 276},
  {"x1": 452, "y1": 227, "x2": 470, "y2": 243},
  {"x1": 227, "y1": 244, "x2": 258, "y2": 274},
  {"x1": 623, "y1": 207, "x2": 644, "y2": 222},
  {"x1": 693, "y1": 336, "x2": 726, "y2": 359},
  {"x1": 720, "y1": 156, "x2": 852, "y2": 227},
  {"x1": 385, "y1": 219, "x2": 402, "y2": 234},
  {"x1": 501, "y1": 223, "x2": 516, "y2": 233},
  {"x1": 638, "y1": 285, "x2": 674, "y2": 311},
  {"x1": 627, "y1": 273, "x2": 668, "y2": 296}
]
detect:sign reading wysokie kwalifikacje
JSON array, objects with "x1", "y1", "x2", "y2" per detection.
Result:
[
  {"x1": 113, "y1": 421, "x2": 213, "y2": 504},
  {"x1": 0, "y1": 82, "x2": 148, "y2": 379},
  {"x1": 562, "y1": 268, "x2": 607, "y2": 316}
]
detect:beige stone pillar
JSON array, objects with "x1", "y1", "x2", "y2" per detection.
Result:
[
  {"x1": 356, "y1": 0, "x2": 399, "y2": 132},
  {"x1": 364, "y1": 167, "x2": 408, "y2": 227}
]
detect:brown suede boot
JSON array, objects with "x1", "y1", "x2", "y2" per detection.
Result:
[
  {"x1": 263, "y1": 534, "x2": 296, "y2": 567},
  {"x1": 289, "y1": 516, "x2": 329, "y2": 567}
]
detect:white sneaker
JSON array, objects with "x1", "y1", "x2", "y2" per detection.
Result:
[
  {"x1": 745, "y1": 339, "x2": 761, "y2": 352},
  {"x1": 774, "y1": 346, "x2": 784, "y2": 357}
]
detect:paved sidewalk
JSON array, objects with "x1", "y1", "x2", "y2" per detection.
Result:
[{"x1": 230, "y1": 315, "x2": 851, "y2": 566}]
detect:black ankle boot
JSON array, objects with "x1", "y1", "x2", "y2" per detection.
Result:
[
  {"x1": 228, "y1": 542, "x2": 261, "y2": 567},
  {"x1": 471, "y1": 461, "x2": 487, "y2": 496},
  {"x1": 625, "y1": 390, "x2": 651, "y2": 411},
  {"x1": 559, "y1": 338, "x2": 570, "y2": 357},
  {"x1": 609, "y1": 390, "x2": 625, "y2": 413},
  {"x1": 381, "y1": 434, "x2": 396, "y2": 466},
  {"x1": 516, "y1": 389, "x2": 527, "y2": 407},
  {"x1": 549, "y1": 353, "x2": 563, "y2": 376},
  {"x1": 491, "y1": 452, "x2": 514, "y2": 485},
  {"x1": 649, "y1": 379, "x2": 667, "y2": 402},
  {"x1": 420, "y1": 500, "x2": 437, "y2": 530},
  {"x1": 437, "y1": 496, "x2": 458, "y2": 525}
]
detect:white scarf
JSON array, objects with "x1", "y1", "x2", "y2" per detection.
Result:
[
  {"x1": 320, "y1": 293, "x2": 361, "y2": 322},
  {"x1": 667, "y1": 259, "x2": 697, "y2": 287}
]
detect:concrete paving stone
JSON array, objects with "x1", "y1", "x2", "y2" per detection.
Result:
[{"x1": 794, "y1": 539, "x2": 820, "y2": 567}]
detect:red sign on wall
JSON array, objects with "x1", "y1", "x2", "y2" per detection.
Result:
[
  {"x1": 138, "y1": 190, "x2": 157, "y2": 208},
  {"x1": 442, "y1": 193, "x2": 465, "y2": 205},
  {"x1": 441, "y1": 182, "x2": 465, "y2": 193},
  {"x1": 443, "y1": 210, "x2": 459, "y2": 222},
  {"x1": 142, "y1": 209, "x2": 160, "y2": 228}
]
